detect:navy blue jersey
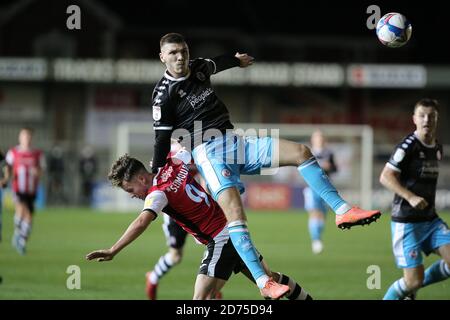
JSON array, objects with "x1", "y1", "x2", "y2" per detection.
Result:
[
  {"x1": 387, "y1": 133, "x2": 442, "y2": 223},
  {"x1": 151, "y1": 55, "x2": 240, "y2": 170}
]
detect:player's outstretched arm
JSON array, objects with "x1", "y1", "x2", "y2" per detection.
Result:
[
  {"x1": 379, "y1": 166, "x2": 428, "y2": 210},
  {"x1": 86, "y1": 210, "x2": 156, "y2": 262}
]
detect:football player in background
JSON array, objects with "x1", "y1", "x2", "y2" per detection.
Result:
[
  {"x1": 1, "y1": 128, "x2": 45, "y2": 255},
  {"x1": 303, "y1": 130, "x2": 337, "y2": 254},
  {"x1": 86, "y1": 151, "x2": 312, "y2": 300},
  {"x1": 0, "y1": 149, "x2": 5, "y2": 242},
  {"x1": 380, "y1": 99, "x2": 450, "y2": 299}
]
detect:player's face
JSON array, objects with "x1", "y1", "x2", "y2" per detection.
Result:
[
  {"x1": 160, "y1": 42, "x2": 190, "y2": 78},
  {"x1": 19, "y1": 130, "x2": 32, "y2": 147},
  {"x1": 413, "y1": 106, "x2": 438, "y2": 136},
  {"x1": 121, "y1": 176, "x2": 147, "y2": 200}
]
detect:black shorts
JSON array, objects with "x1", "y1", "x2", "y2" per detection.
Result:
[
  {"x1": 162, "y1": 214, "x2": 188, "y2": 249},
  {"x1": 14, "y1": 193, "x2": 36, "y2": 214},
  {"x1": 198, "y1": 229, "x2": 263, "y2": 281}
]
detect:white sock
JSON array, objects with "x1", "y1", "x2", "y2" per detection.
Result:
[
  {"x1": 335, "y1": 203, "x2": 352, "y2": 215},
  {"x1": 256, "y1": 274, "x2": 270, "y2": 289}
]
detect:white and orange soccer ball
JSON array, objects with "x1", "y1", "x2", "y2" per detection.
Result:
[{"x1": 376, "y1": 12, "x2": 412, "y2": 48}]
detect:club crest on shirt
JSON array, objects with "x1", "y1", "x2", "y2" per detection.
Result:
[
  {"x1": 153, "y1": 106, "x2": 161, "y2": 121},
  {"x1": 409, "y1": 249, "x2": 418, "y2": 259},
  {"x1": 196, "y1": 72, "x2": 206, "y2": 81},
  {"x1": 221, "y1": 168, "x2": 231, "y2": 178}
]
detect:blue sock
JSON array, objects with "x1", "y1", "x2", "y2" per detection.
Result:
[
  {"x1": 227, "y1": 221, "x2": 268, "y2": 288},
  {"x1": 308, "y1": 218, "x2": 324, "y2": 241},
  {"x1": 298, "y1": 158, "x2": 350, "y2": 214},
  {"x1": 423, "y1": 260, "x2": 450, "y2": 287},
  {"x1": 383, "y1": 278, "x2": 410, "y2": 300}
]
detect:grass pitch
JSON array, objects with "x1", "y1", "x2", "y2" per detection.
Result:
[{"x1": 0, "y1": 207, "x2": 449, "y2": 300}]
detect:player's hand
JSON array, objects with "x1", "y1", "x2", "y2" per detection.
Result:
[
  {"x1": 235, "y1": 52, "x2": 254, "y2": 67},
  {"x1": 408, "y1": 195, "x2": 428, "y2": 210},
  {"x1": 86, "y1": 249, "x2": 115, "y2": 262}
]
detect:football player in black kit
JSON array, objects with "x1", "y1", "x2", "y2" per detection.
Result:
[
  {"x1": 380, "y1": 99, "x2": 450, "y2": 300},
  {"x1": 150, "y1": 32, "x2": 380, "y2": 299}
]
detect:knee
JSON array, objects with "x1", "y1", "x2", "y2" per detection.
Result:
[
  {"x1": 170, "y1": 250, "x2": 183, "y2": 264},
  {"x1": 222, "y1": 202, "x2": 246, "y2": 222},
  {"x1": 192, "y1": 289, "x2": 209, "y2": 300},
  {"x1": 405, "y1": 275, "x2": 424, "y2": 291},
  {"x1": 295, "y1": 144, "x2": 313, "y2": 165}
]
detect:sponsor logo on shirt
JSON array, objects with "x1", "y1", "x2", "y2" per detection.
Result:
[
  {"x1": 186, "y1": 88, "x2": 213, "y2": 109},
  {"x1": 221, "y1": 168, "x2": 231, "y2": 178},
  {"x1": 161, "y1": 166, "x2": 173, "y2": 182}
]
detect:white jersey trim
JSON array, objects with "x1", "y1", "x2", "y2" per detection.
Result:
[
  {"x1": 205, "y1": 58, "x2": 217, "y2": 74},
  {"x1": 386, "y1": 162, "x2": 401, "y2": 172},
  {"x1": 164, "y1": 70, "x2": 191, "y2": 82},
  {"x1": 143, "y1": 190, "x2": 168, "y2": 214},
  {"x1": 173, "y1": 149, "x2": 192, "y2": 165}
]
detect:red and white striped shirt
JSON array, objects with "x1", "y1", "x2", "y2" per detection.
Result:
[
  {"x1": 6, "y1": 146, "x2": 45, "y2": 195},
  {"x1": 143, "y1": 150, "x2": 227, "y2": 245}
]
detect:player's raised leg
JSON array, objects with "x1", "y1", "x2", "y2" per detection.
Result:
[{"x1": 277, "y1": 139, "x2": 381, "y2": 229}]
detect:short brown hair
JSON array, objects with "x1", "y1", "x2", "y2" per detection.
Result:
[
  {"x1": 108, "y1": 154, "x2": 146, "y2": 187},
  {"x1": 160, "y1": 33, "x2": 186, "y2": 49},
  {"x1": 20, "y1": 127, "x2": 33, "y2": 134},
  {"x1": 414, "y1": 98, "x2": 439, "y2": 113}
]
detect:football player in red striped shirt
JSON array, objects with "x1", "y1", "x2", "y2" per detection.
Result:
[
  {"x1": 86, "y1": 150, "x2": 311, "y2": 300},
  {"x1": 3, "y1": 128, "x2": 45, "y2": 254}
]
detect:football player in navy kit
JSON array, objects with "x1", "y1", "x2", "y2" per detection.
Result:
[
  {"x1": 303, "y1": 130, "x2": 338, "y2": 254},
  {"x1": 151, "y1": 32, "x2": 380, "y2": 296},
  {"x1": 380, "y1": 99, "x2": 450, "y2": 300}
]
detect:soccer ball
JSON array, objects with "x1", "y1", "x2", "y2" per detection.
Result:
[{"x1": 376, "y1": 12, "x2": 412, "y2": 48}]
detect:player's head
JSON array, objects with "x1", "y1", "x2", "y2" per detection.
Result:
[
  {"x1": 413, "y1": 98, "x2": 439, "y2": 136},
  {"x1": 159, "y1": 33, "x2": 189, "y2": 78},
  {"x1": 19, "y1": 127, "x2": 33, "y2": 148},
  {"x1": 311, "y1": 130, "x2": 326, "y2": 150},
  {"x1": 108, "y1": 154, "x2": 152, "y2": 200}
]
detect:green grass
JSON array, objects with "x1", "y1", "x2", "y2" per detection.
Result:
[{"x1": 0, "y1": 207, "x2": 449, "y2": 300}]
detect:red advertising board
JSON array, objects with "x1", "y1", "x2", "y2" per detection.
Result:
[{"x1": 246, "y1": 183, "x2": 292, "y2": 210}]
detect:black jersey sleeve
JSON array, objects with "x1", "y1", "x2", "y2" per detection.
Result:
[
  {"x1": 193, "y1": 55, "x2": 240, "y2": 77},
  {"x1": 152, "y1": 87, "x2": 175, "y2": 131},
  {"x1": 151, "y1": 81, "x2": 175, "y2": 172},
  {"x1": 211, "y1": 54, "x2": 241, "y2": 74},
  {"x1": 387, "y1": 137, "x2": 415, "y2": 172},
  {"x1": 152, "y1": 130, "x2": 172, "y2": 172}
]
